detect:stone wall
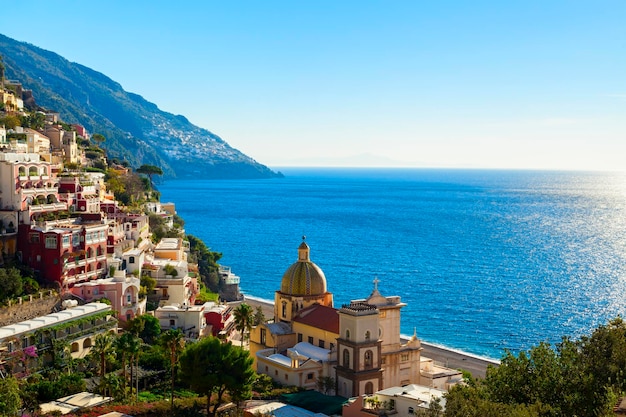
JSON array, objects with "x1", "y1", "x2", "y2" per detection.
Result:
[{"x1": 0, "y1": 291, "x2": 60, "y2": 327}]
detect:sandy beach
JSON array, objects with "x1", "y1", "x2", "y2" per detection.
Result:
[{"x1": 234, "y1": 297, "x2": 499, "y2": 379}]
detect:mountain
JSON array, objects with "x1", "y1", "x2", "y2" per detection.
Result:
[{"x1": 0, "y1": 33, "x2": 282, "y2": 179}]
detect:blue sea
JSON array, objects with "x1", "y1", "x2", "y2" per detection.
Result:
[{"x1": 158, "y1": 168, "x2": 626, "y2": 360}]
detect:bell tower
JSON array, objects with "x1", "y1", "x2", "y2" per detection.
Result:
[{"x1": 336, "y1": 301, "x2": 383, "y2": 398}]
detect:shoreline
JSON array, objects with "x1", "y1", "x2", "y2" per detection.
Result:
[{"x1": 239, "y1": 295, "x2": 499, "y2": 379}]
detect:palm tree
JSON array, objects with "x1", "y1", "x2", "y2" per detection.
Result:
[
  {"x1": 115, "y1": 333, "x2": 135, "y2": 398},
  {"x1": 160, "y1": 329, "x2": 185, "y2": 408},
  {"x1": 233, "y1": 303, "x2": 253, "y2": 348},
  {"x1": 100, "y1": 372, "x2": 123, "y2": 399},
  {"x1": 51, "y1": 338, "x2": 72, "y2": 374},
  {"x1": 92, "y1": 333, "x2": 115, "y2": 380},
  {"x1": 125, "y1": 334, "x2": 141, "y2": 402}
]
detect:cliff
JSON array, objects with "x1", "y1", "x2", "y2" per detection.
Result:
[{"x1": 0, "y1": 33, "x2": 282, "y2": 179}]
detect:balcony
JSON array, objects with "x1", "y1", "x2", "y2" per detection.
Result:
[{"x1": 29, "y1": 202, "x2": 67, "y2": 214}]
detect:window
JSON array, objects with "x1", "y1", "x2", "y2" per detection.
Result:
[
  {"x1": 365, "y1": 330, "x2": 371, "y2": 341},
  {"x1": 319, "y1": 340, "x2": 325, "y2": 349},
  {"x1": 365, "y1": 350, "x2": 373, "y2": 368},
  {"x1": 365, "y1": 382, "x2": 374, "y2": 395},
  {"x1": 129, "y1": 256, "x2": 135, "y2": 264},
  {"x1": 29, "y1": 233, "x2": 40, "y2": 243},
  {"x1": 170, "y1": 319, "x2": 175, "y2": 326},
  {"x1": 72, "y1": 233, "x2": 80, "y2": 247},
  {"x1": 285, "y1": 374, "x2": 288, "y2": 381},
  {"x1": 308, "y1": 336, "x2": 314, "y2": 344},
  {"x1": 330, "y1": 343, "x2": 335, "y2": 351},
  {"x1": 282, "y1": 301, "x2": 287, "y2": 318},
  {"x1": 346, "y1": 329, "x2": 350, "y2": 340},
  {"x1": 408, "y1": 407, "x2": 415, "y2": 415},
  {"x1": 307, "y1": 373, "x2": 314, "y2": 380},
  {"x1": 261, "y1": 328, "x2": 267, "y2": 345},
  {"x1": 343, "y1": 349, "x2": 350, "y2": 368},
  {"x1": 401, "y1": 353, "x2": 409, "y2": 362},
  {"x1": 45, "y1": 235, "x2": 57, "y2": 249},
  {"x1": 297, "y1": 333, "x2": 303, "y2": 343},
  {"x1": 62, "y1": 235, "x2": 70, "y2": 247},
  {"x1": 127, "y1": 294, "x2": 131, "y2": 303}
]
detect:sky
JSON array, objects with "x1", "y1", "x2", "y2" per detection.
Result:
[{"x1": 2, "y1": 1, "x2": 625, "y2": 170}]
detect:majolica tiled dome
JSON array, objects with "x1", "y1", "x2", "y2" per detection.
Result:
[{"x1": 280, "y1": 240, "x2": 327, "y2": 296}]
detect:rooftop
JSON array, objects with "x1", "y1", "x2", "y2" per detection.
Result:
[{"x1": 0, "y1": 302, "x2": 111, "y2": 341}]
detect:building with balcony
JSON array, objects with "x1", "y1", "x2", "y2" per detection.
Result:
[
  {"x1": 342, "y1": 385, "x2": 447, "y2": 417},
  {"x1": 204, "y1": 302, "x2": 236, "y2": 339},
  {"x1": 17, "y1": 218, "x2": 108, "y2": 287},
  {"x1": 0, "y1": 302, "x2": 117, "y2": 378},
  {"x1": 58, "y1": 175, "x2": 101, "y2": 214},
  {"x1": 0, "y1": 152, "x2": 64, "y2": 225},
  {"x1": 155, "y1": 303, "x2": 210, "y2": 339},
  {"x1": 70, "y1": 271, "x2": 146, "y2": 322}
]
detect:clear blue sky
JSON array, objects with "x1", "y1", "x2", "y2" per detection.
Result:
[{"x1": 3, "y1": 1, "x2": 625, "y2": 170}]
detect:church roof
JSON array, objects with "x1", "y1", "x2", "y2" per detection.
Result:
[
  {"x1": 267, "y1": 322, "x2": 293, "y2": 335},
  {"x1": 280, "y1": 239, "x2": 328, "y2": 296},
  {"x1": 290, "y1": 342, "x2": 332, "y2": 362},
  {"x1": 293, "y1": 304, "x2": 339, "y2": 334}
]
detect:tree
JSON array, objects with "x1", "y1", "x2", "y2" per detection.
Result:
[
  {"x1": 51, "y1": 338, "x2": 72, "y2": 373},
  {"x1": 140, "y1": 274, "x2": 157, "y2": 296},
  {"x1": 126, "y1": 334, "x2": 142, "y2": 401},
  {"x1": 179, "y1": 337, "x2": 255, "y2": 417},
  {"x1": 253, "y1": 305, "x2": 266, "y2": 326},
  {"x1": 136, "y1": 164, "x2": 163, "y2": 187},
  {"x1": 160, "y1": 329, "x2": 185, "y2": 408},
  {"x1": 233, "y1": 303, "x2": 253, "y2": 348},
  {"x1": 100, "y1": 372, "x2": 124, "y2": 400},
  {"x1": 128, "y1": 314, "x2": 161, "y2": 344},
  {"x1": 115, "y1": 332, "x2": 138, "y2": 398},
  {"x1": 316, "y1": 376, "x2": 335, "y2": 395},
  {"x1": 187, "y1": 235, "x2": 222, "y2": 292},
  {"x1": 0, "y1": 376, "x2": 21, "y2": 416},
  {"x1": 91, "y1": 333, "x2": 115, "y2": 387},
  {"x1": 0, "y1": 267, "x2": 23, "y2": 301},
  {"x1": 92, "y1": 133, "x2": 106, "y2": 146}
]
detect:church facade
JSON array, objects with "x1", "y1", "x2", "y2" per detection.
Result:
[{"x1": 249, "y1": 239, "x2": 460, "y2": 397}]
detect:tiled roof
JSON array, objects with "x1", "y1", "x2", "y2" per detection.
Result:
[{"x1": 293, "y1": 304, "x2": 339, "y2": 334}]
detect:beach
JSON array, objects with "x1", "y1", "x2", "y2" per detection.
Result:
[{"x1": 235, "y1": 297, "x2": 498, "y2": 379}]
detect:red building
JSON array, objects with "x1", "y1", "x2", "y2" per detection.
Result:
[
  {"x1": 204, "y1": 303, "x2": 236, "y2": 339},
  {"x1": 18, "y1": 219, "x2": 108, "y2": 287}
]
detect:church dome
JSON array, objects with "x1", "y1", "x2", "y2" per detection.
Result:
[{"x1": 280, "y1": 240, "x2": 327, "y2": 296}]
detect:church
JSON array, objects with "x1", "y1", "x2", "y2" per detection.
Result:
[{"x1": 249, "y1": 238, "x2": 461, "y2": 398}]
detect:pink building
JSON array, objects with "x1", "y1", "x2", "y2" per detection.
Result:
[{"x1": 70, "y1": 272, "x2": 146, "y2": 322}]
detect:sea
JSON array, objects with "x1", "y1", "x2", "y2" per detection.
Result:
[{"x1": 157, "y1": 168, "x2": 626, "y2": 361}]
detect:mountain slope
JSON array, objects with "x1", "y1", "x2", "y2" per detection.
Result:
[{"x1": 0, "y1": 33, "x2": 281, "y2": 179}]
